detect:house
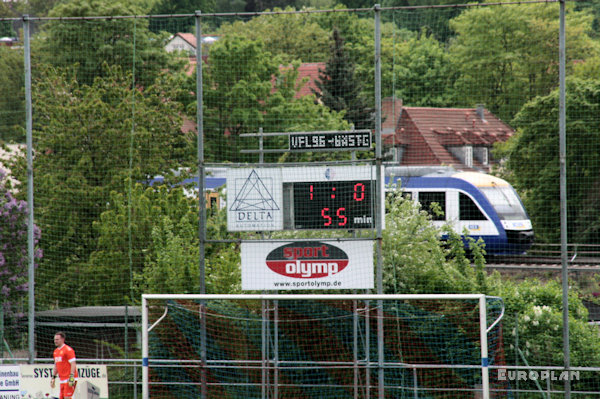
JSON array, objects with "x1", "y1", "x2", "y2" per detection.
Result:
[
  {"x1": 164, "y1": 32, "x2": 219, "y2": 56},
  {"x1": 382, "y1": 100, "x2": 514, "y2": 172}
]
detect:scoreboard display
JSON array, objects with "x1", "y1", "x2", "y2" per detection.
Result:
[{"x1": 289, "y1": 180, "x2": 374, "y2": 229}]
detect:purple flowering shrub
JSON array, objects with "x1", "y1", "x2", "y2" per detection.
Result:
[{"x1": 0, "y1": 168, "x2": 41, "y2": 333}]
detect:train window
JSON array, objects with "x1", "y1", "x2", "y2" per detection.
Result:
[
  {"x1": 459, "y1": 192, "x2": 486, "y2": 220},
  {"x1": 419, "y1": 192, "x2": 445, "y2": 220},
  {"x1": 480, "y1": 185, "x2": 528, "y2": 220}
]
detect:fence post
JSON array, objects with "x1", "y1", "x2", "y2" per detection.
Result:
[
  {"x1": 373, "y1": 4, "x2": 385, "y2": 398},
  {"x1": 195, "y1": 10, "x2": 208, "y2": 399},
  {"x1": 558, "y1": 0, "x2": 570, "y2": 398},
  {"x1": 23, "y1": 13, "x2": 35, "y2": 365},
  {"x1": 479, "y1": 295, "x2": 489, "y2": 399}
]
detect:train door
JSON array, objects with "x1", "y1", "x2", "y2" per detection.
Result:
[{"x1": 456, "y1": 191, "x2": 498, "y2": 237}]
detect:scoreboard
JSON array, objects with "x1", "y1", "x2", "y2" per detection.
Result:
[{"x1": 227, "y1": 166, "x2": 382, "y2": 231}]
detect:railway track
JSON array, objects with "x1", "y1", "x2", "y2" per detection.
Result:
[{"x1": 483, "y1": 243, "x2": 600, "y2": 271}]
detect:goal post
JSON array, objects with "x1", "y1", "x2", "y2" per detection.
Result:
[{"x1": 142, "y1": 294, "x2": 503, "y2": 399}]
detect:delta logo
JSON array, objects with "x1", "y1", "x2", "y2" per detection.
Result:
[{"x1": 266, "y1": 241, "x2": 349, "y2": 279}]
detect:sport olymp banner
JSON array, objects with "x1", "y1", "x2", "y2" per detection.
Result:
[
  {"x1": 241, "y1": 240, "x2": 374, "y2": 290},
  {"x1": 1, "y1": 364, "x2": 108, "y2": 399}
]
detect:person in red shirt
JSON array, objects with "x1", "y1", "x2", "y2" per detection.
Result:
[{"x1": 50, "y1": 331, "x2": 78, "y2": 399}]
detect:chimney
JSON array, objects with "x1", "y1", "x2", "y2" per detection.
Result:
[{"x1": 476, "y1": 104, "x2": 486, "y2": 122}]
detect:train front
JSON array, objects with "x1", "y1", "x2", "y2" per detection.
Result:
[{"x1": 458, "y1": 172, "x2": 534, "y2": 254}]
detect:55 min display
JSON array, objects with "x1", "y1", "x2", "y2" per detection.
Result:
[{"x1": 292, "y1": 180, "x2": 374, "y2": 229}]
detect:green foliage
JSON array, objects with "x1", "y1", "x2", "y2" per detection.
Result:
[
  {"x1": 148, "y1": 0, "x2": 217, "y2": 34},
  {"x1": 202, "y1": 34, "x2": 280, "y2": 162},
  {"x1": 449, "y1": 2, "x2": 597, "y2": 121},
  {"x1": 89, "y1": 183, "x2": 199, "y2": 304},
  {"x1": 0, "y1": 3, "x2": 16, "y2": 37},
  {"x1": 91, "y1": 184, "x2": 242, "y2": 302},
  {"x1": 38, "y1": 0, "x2": 178, "y2": 87},
  {"x1": 493, "y1": 279, "x2": 600, "y2": 368},
  {"x1": 393, "y1": 29, "x2": 456, "y2": 107},
  {"x1": 8, "y1": 65, "x2": 192, "y2": 308},
  {"x1": 202, "y1": 34, "x2": 348, "y2": 162},
  {"x1": 313, "y1": 28, "x2": 374, "y2": 130},
  {"x1": 496, "y1": 78, "x2": 600, "y2": 244},
  {"x1": 382, "y1": 0, "x2": 481, "y2": 43},
  {"x1": 216, "y1": 7, "x2": 330, "y2": 63},
  {"x1": 137, "y1": 215, "x2": 199, "y2": 294},
  {"x1": 0, "y1": 46, "x2": 24, "y2": 142}
]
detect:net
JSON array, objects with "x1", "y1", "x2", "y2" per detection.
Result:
[{"x1": 142, "y1": 294, "x2": 505, "y2": 399}]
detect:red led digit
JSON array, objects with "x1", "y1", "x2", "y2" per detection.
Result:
[
  {"x1": 321, "y1": 208, "x2": 332, "y2": 226},
  {"x1": 309, "y1": 184, "x2": 313, "y2": 200},
  {"x1": 354, "y1": 183, "x2": 365, "y2": 201},
  {"x1": 337, "y1": 207, "x2": 347, "y2": 226}
]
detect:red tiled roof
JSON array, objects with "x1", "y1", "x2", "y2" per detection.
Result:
[
  {"x1": 176, "y1": 33, "x2": 197, "y2": 48},
  {"x1": 277, "y1": 62, "x2": 325, "y2": 99},
  {"x1": 383, "y1": 105, "x2": 514, "y2": 170}
]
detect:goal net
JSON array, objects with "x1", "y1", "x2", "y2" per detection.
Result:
[{"x1": 142, "y1": 294, "x2": 505, "y2": 399}]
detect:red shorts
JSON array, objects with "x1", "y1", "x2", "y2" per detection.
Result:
[{"x1": 60, "y1": 382, "x2": 76, "y2": 399}]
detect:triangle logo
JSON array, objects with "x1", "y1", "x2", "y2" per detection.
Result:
[{"x1": 229, "y1": 170, "x2": 280, "y2": 212}]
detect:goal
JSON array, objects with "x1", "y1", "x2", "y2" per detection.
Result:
[{"x1": 141, "y1": 294, "x2": 504, "y2": 399}]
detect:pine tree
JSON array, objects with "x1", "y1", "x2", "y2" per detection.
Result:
[{"x1": 313, "y1": 28, "x2": 374, "y2": 130}]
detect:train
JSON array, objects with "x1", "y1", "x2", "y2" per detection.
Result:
[
  {"x1": 385, "y1": 166, "x2": 534, "y2": 255},
  {"x1": 150, "y1": 165, "x2": 534, "y2": 255}
]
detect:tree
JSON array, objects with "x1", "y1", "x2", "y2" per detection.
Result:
[
  {"x1": 381, "y1": 0, "x2": 486, "y2": 43},
  {"x1": 216, "y1": 6, "x2": 330, "y2": 63},
  {"x1": 393, "y1": 29, "x2": 456, "y2": 107},
  {"x1": 149, "y1": 0, "x2": 216, "y2": 34},
  {"x1": 89, "y1": 183, "x2": 199, "y2": 304},
  {"x1": 90, "y1": 182, "x2": 243, "y2": 303},
  {"x1": 0, "y1": 2, "x2": 17, "y2": 37},
  {"x1": 0, "y1": 168, "x2": 42, "y2": 339},
  {"x1": 8, "y1": 65, "x2": 193, "y2": 308},
  {"x1": 202, "y1": 34, "x2": 349, "y2": 163},
  {"x1": 492, "y1": 279, "x2": 600, "y2": 376},
  {"x1": 0, "y1": 46, "x2": 25, "y2": 142},
  {"x1": 496, "y1": 78, "x2": 600, "y2": 244},
  {"x1": 449, "y1": 3, "x2": 597, "y2": 121},
  {"x1": 313, "y1": 28, "x2": 374, "y2": 130},
  {"x1": 12, "y1": 0, "x2": 63, "y2": 17},
  {"x1": 38, "y1": 0, "x2": 178, "y2": 87}
]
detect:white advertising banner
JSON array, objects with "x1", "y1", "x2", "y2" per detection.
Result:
[
  {"x1": 227, "y1": 168, "x2": 283, "y2": 231},
  {"x1": 0, "y1": 365, "x2": 20, "y2": 399},
  {"x1": 241, "y1": 240, "x2": 374, "y2": 290},
  {"x1": 19, "y1": 364, "x2": 108, "y2": 399}
]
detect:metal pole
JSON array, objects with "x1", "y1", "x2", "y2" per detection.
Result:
[
  {"x1": 262, "y1": 300, "x2": 267, "y2": 399},
  {"x1": 353, "y1": 299, "x2": 359, "y2": 399},
  {"x1": 479, "y1": 295, "x2": 490, "y2": 399},
  {"x1": 374, "y1": 4, "x2": 384, "y2": 399},
  {"x1": 141, "y1": 297, "x2": 149, "y2": 399},
  {"x1": 24, "y1": 14, "x2": 35, "y2": 365},
  {"x1": 365, "y1": 299, "x2": 370, "y2": 399},
  {"x1": 195, "y1": 10, "x2": 208, "y2": 399},
  {"x1": 259, "y1": 127, "x2": 264, "y2": 164},
  {"x1": 0, "y1": 306, "x2": 4, "y2": 361},
  {"x1": 558, "y1": 1, "x2": 570, "y2": 397},
  {"x1": 274, "y1": 300, "x2": 278, "y2": 399}
]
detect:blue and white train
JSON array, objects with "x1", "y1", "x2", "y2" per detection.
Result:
[
  {"x1": 385, "y1": 166, "x2": 534, "y2": 255},
  {"x1": 150, "y1": 165, "x2": 534, "y2": 255}
]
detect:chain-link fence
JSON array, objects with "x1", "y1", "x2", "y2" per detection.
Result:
[{"x1": 2, "y1": 1, "x2": 600, "y2": 397}]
